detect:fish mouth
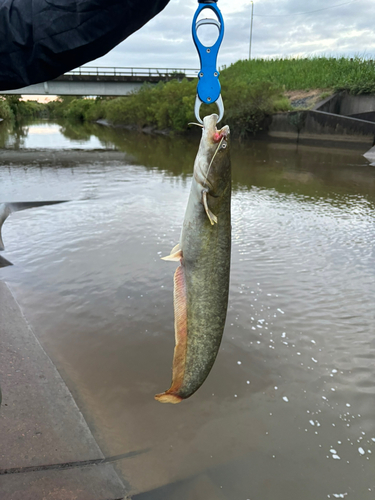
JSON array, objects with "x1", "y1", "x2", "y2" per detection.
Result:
[
  {"x1": 214, "y1": 125, "x2": 229, "y2": 143},
  {"x1": 202, "y1": 114, "x2": 229, "y2": 143}
]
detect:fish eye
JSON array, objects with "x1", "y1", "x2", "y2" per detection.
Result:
[{"x1": 221, "y1": 142, "x2": 227, "y2": 149}]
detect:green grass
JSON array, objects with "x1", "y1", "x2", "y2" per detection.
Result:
[{"x1": 224, "y1": 56, "x2": 375, "y2": 94}]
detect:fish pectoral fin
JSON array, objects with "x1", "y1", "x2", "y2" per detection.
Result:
[
  {"x1": 202, "y1": 190, "x2": 218, "y2": 225},
  {"x1": 171, "y1": 243, "x2": 181, "y2": 254},
  {"x1": 161, "y1": 249, "x2": 183, "y2": 262}
]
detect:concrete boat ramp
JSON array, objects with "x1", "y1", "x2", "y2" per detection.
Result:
[{"x1": 0, "y1": 281, "x2": 127, "y2": 499}]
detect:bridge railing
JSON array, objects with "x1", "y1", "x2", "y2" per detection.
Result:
[{"x1": 65, "y1": 66, "x2": 199, "y2": 79}]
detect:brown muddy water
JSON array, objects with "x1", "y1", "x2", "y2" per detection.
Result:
[{"x1": 1, "y1": 120, "x2": 375, "y2": 499}]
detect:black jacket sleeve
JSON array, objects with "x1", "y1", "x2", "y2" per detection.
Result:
[{"x1": 0, "y1": 0, "x2": 170, "y2": 91}]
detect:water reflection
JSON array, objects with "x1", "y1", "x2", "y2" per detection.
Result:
[
  {"x1": 0, "y1": 120, "x2": 374, "y2": 499},
  {"x1": 0, "y1": 119, "x2": 114, "y2": 150},
  {"x1": 0, "y1": 120, "x2": 29, "y2": 149}
]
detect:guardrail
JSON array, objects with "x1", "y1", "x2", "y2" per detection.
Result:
[{"x1": 64, "y1": 66, "x2": 200, "y2": 79}]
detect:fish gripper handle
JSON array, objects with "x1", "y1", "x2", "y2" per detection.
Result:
[{"x1": 192, "y1": 0, "x2": 224, "y2": 106}]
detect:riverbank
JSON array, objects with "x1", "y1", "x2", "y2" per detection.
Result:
[
  {"x1": 0, "y1": 280, "x2": 126, "y2": 499},
  {"x1": 36, "y1": 57, "x2": 375, "y2": 137},
  {"x1": 3, "y1": 57, "x2": 375, "y2": 137},
  {"x1": 93, "y1": 95, "x2": 375, "y2": 147}
]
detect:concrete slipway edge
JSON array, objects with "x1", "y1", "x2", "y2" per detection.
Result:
[{"x1": 0, "y1": 280, "x2": 127, "y2": 499}]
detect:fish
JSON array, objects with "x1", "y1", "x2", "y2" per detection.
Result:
[
  {"x1": 0, "y1": 201, "x2": 68, "y2": 251},
  {"x1": 155, "y1": 113, "x2": 231, "y2": 404}
]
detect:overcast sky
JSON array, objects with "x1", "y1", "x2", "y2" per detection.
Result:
[{"x1": 88, "y1": 0, "x2": 375, "y2": 70}]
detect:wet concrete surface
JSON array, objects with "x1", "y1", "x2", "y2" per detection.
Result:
[
  {"x1": 0, "y1": 149, "x2": 130, "y2": 165},
  {"x1": 0, "y1": 281, "x2": 126, "y2": 499}
]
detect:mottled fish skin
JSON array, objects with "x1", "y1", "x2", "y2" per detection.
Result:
[{"x1": 156, "y1": 114, "x2": 231, "y2": 404}]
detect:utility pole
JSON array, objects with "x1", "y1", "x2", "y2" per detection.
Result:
[{"x1": 249, "y1": 1, "x2": 254, "y2": 60}]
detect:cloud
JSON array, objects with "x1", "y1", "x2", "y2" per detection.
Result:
[{"x1": 88, "y1": 0, "x2": 375, "y2": 69}]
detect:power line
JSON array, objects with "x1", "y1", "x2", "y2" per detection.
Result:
[{"x1": 254, "y1": 0, "x2": 360, "y2": 18}]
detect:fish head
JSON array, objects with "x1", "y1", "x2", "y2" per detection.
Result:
[{"x1": 197, "y1": 114, "x2": 230, "y2": 196}]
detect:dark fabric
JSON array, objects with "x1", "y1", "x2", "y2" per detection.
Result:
[{"x1": 0, "y1": 0, "x2": 170, "y2": 90}]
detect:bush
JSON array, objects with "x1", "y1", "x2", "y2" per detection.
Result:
[
  {"x1": 63, "y1": 98, "x2": 97, "y2": 122},
  {"x1": 0, "y1": 98, "x2": 13, "y2": 120},
  {"x1": 0, "y1": 96, "x2": 45, "y2": 120},
  {"x1": 99, "y1": 77, "x2": 289, "y2": 137},
  {"x1": 85, "y1": 97, "x2": 107, "y2": 122},
  {"x1": 222, "y1": 79, "x2": 290, "y2": 137},
  {"x1": 102, "y1": 80, "x2": 196, "y2": 131},
  {"x1": 46, "y1": 96, "x2": 74, "y2": 118}
]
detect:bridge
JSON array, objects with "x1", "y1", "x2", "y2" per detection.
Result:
[{"x1": 1, "y1": 67, "x2": 199, "y2": 96}]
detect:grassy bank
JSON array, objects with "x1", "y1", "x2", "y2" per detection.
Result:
[
  {"x1": 16, "y1": 56, "x2": 375, "y2": 136},
  {"x1": 224, "y1": 56, "x2": 375, "y2": 94}
]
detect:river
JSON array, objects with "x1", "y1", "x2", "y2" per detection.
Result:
[{"x1": 0, "y1": 119, "x2": 374, "y2": 499}]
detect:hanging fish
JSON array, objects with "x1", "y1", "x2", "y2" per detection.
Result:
[{"x1": 156, "y1": 113, "x2": 231, "y2": 404}]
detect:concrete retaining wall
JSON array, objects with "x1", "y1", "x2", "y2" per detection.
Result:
[
  {"x1": 316, "y1": 91, "x2": 375, "y2": 119},
  {"x1": 339, "y1": 93, "x2": 375, "y2": 116},
  {"x1": 269, "y1": 110, "x2": 375, "y2": 145},
  {"x1": 345, "y1": 111, "x2": 375, "y2": 121},
  {"x1": 314, "y1": 93, "x2": 343, "y2": 114}
]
